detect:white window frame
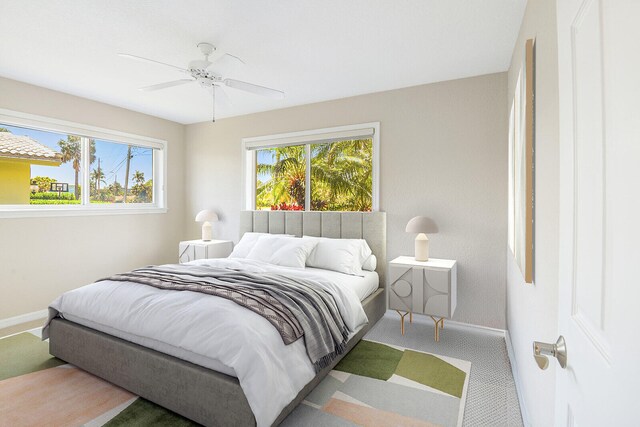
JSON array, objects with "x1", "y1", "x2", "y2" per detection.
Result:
[
  {"x1": 0, "y1": 108, "x2": 167, "y2": 218},
  {"x1": 242, "y1": 122, "x2": 380, "y2": 211}
]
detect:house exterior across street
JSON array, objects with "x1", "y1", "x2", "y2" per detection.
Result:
[{"x1": 0, "y1": 131, "x2": 61, "y2": 204}]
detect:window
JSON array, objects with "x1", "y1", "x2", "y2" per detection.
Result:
[
  {"x1": 0, "y1": 109, "x2": 166, "y2": 216},
  {"x1": 245, "y1": 123, "x2": 379, "y2": 211},
  {"x1": 256, "y1": 145, "x2": 307, "y2": 210},
  {"x1": 89, "y1": 140, "x2": 154, "y2": 204}
]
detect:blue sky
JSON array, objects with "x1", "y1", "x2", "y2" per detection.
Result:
[
  {"x1": 3, "y1": 124, "x2": 153, "y2": 186},
  {"x1": 257, "y1": 149, "x2": 275, "y2": 182}
]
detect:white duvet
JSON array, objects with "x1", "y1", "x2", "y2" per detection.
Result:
[{"x1": 43, "y1": 258, "x2": 369, "y2": 427}]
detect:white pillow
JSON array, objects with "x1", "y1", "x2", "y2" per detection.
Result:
[
  {"x1": 303, "y1": 236, "x2": 373, "y2": 276},
  {"x1": 246, "y1": 235, "x2": 318, "y2": 268},
  {"x1": 362, "y1": 254, "x2": 377, "y2": 271},
  {"x1": 229, "y1": 232, "x2": 293, "y2": 259}
]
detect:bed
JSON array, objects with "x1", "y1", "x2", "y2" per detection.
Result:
[{"x1": 46, "y1": 210, "x2": 387, "y2": 426}]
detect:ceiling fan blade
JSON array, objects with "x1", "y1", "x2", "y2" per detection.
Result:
[
  {"x1": 222, "y1": 53, "x2": 246, "y2": 65},
  {"x1": 223, "y1": 78, "x2": 284, "y2": 99},
  {"x1": 213, "y1": 85, "x2": 234, "y2": 107},
  {"x1": 139, "y1": 79, "x2": 194, "y2": 91},
  {"x1": 206, "y1": 52, "x2": 245, "y2": 74},
  {"x1": 118, "y1": 53, "x2": 188, "y2": 73},
  {"x1": 209, "y1": 51, "x2": 246, "y2": 66}
]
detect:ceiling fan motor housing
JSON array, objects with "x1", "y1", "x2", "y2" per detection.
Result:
[
  {"x1": 190, "y1": 43, "x2": 222, "y2": 88},
  {"x1": 190, "y1": 69, "x2": 221, "y2": 88}
]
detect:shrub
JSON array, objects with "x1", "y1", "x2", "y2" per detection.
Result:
[
  {"x1": 30, "y1": 192, "x2": 76, "y2": 201},
  {"x1": 31, "y1": 176, "x2": 57, "y2": 193},
  {"x1": 29, "y1": 199, "x2": 81, "y2": 205}
]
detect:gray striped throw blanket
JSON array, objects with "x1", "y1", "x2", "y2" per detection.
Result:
[{"x1": 100, "y1": 264, "x2": 350, "y2": 372}]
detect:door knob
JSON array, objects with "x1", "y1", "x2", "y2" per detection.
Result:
[{"x1": 533, "y1": 336, "x2": 567, "y2": 370}]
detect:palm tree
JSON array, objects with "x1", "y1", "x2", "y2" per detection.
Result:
[
  {"x1": 132, "y1": 170, "x2": 145, "y2": 186},
  {"x1": 130, "y1": 171, "x2": 152, "y2": 203},
  {"x1": 256, "y1": 139, "x2": 373, "y2": 211},
  {"x1": 90, "y1": 168, "x2": 106, "y2": 192},
  {"x1": 311, "y1": 139, "x2": 372, "y2": 211},
  {"x1": 256, "y1": 145, "x2": 306, "y2": 209},
  {"x1": 58, "y1": 136, "x2": 96, "y2": 200}
]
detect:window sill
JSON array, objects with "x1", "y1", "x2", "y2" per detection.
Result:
[{"x1": 0, "y1": 205, "x2": 167, "y2": 218}]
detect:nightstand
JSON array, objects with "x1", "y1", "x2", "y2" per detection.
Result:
[
  {"x1": 178, "y1": 239, "x2": 233, "y2": 263},
  {"x1": 388, "y1": 256, "x2": 457, "y2": 341}
]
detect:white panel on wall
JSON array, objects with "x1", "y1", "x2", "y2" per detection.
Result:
[{"x1": 571, "y1": 0, "x2": 607, "y2": 336}]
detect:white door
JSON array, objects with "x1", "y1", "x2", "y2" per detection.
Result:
[{"x1": 555, "y1": 0, "x2": 640, "y2": 425}]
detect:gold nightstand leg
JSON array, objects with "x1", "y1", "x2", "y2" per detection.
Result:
[
  {"x1": 409, "y1": 311, "x2": 413, "y2": 323},
  {"x1": 430, "y1": 316, "x2": 445, "y2": 342},
  {"x1": 396, "y1": 310, "x2": 410, "y2": 335}
]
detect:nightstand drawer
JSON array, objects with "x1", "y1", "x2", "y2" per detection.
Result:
[
  {"x1": 424, "y1": 294, "x2": 450, "y2": 318},
  {"x1": 179, "y1": 240, "x2": 233, "y2": 263},
  {"x1": 388, "y1": 264, "x2": 415, "y2": 312},
  {"x1": 422, "y1": 268, "x2": 451, "y2": 317}
]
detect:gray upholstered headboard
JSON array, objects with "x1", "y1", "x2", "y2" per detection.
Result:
[{"x1": 239, "y1": 211, "x2": 387, "y2": 286}]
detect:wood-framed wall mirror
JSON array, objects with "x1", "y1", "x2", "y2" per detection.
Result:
[{"x1": 508, "y1": 38, "x2": 535, "y2": 284}]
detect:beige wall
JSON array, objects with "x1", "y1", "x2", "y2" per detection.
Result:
[
  {"x1": 185, "y1": 73, "x2": 508, "y2": 328},
  {"x1": 0, "y1": 71, "x2": 511, "y2": 331},
  {"x1": 0, "y1": 77, "x2": 185, "y2": 320},
  {"x1": 506, "y1": 0, "x2": 560, "y2": 425}
]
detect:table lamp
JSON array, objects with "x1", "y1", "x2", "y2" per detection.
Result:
[
  {"x1": 195, "y1": 209, "x2": 219, "y2": 241},
  {"x1": 405, "y1": 216, "x2": 438, "y2": 261}
]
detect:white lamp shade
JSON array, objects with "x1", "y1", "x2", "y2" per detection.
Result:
[
  {"x1": 406, "y1": 216, "x2": 437, "y2": 261},
  {"x1": 405, "y1": 216, "x2": 438, "y2": 234},
  {"x1": 195, "y1": 209, "x2": 219, "y2": 223}
]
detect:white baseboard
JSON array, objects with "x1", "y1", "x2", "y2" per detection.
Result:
[
  {"x1": 0, "y1": 309, "x2": 48, "y2": 330},
  {"x1": 505, "y1": 330, "x2": 531, "y2": 427},
  {"x1": 443, "y1": 319, "x2": 507, "y2": 337},
  {"x1": 382, "y1": 310, "x2": 507, "y2": 337}
]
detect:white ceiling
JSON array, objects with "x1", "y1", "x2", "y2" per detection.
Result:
[{"x1": 0, "y1": 1, "x2": 526, "y2": 124}]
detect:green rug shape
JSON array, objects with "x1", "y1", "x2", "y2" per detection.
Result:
[
  {"x1": 0, "y1": 333, "x2": 65, "y2": 381},
  {"x1": 395, "y1": 350, "x2": 466, "y2": 398},
  {"x1": 335, "y1": 340, "x2": 403, "y2": 381},
  {"x1": 104, "y1": 398, "x2": 199, "y2": 427}
]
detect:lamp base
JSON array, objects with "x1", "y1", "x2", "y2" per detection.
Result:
[
  {"x1": 415, "y1": 233, "x2": 429, "y2": 262},
  {"x1": 202, "y1": 221, "x2": 213, "y2": 241}
]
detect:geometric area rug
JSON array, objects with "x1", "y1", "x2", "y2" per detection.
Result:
[
  {"x1": 0, "y1": 332, "x2": 469, "y2": 427},
  {"x1": 282, "y1": 339, "x2": 471, "y2": 427}
]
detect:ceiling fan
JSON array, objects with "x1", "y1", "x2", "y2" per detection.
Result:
[{"x1": 118, "y1": 42, "x2": 285, "y2": 122}]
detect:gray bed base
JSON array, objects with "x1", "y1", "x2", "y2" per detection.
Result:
[
  {"x1": 48, "y1": 286, "x2": 386, "y2": 427},
  {"x1": 50, "y1": 210, "x2": 387, "y2": 426}
]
